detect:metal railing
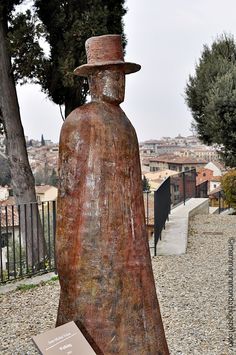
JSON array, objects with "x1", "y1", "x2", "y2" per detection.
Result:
[
  {"x1": 170, "y1": 169, "x2": 196, "y2": 207},
  {"x1": 0, "y1": 171, "x2": 209, "y2": 283},
  {"x1": 196, "y1": 180, "x2": 208, "y2": 198},
  {"x1": 145, "y1": 169, "x2": 203, "y2": 255},
  {"x1": 0, "y1": 201, "x2": 56, "y2": 284},
  {"x1": 143, "y1": 191, "x2": 154, "y2": 226},
  {"x1": 218, "y1": 190, "x2": 229, "y2": 213},
  {"x1": 153, "y1": 177, "x2": 171, "y2": 256}
]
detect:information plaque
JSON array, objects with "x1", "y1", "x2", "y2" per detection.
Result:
[{"x1": 32, "y1": 321, "x2": 97, "y2": 355}]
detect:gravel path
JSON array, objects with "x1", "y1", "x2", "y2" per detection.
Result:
[
  {"x1": 0, "y1": 214, "x2": 235, "y2": 354},
  {"x1": 153, "y1": 214, "x2": 236, "y2": 355}
]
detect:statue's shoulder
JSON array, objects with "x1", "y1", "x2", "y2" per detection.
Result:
[
  {"x1": 63, "y1": 102, "x2": 124, "y2": 132},
  {"x1": 70, "y1": 102, "x2": 95, "y2": 116},
  {"x1": 70, "y1": 102, "x2": 109, "y2": 119},
  {"x1": 62, "y1": 102, "x2": 95, "y2": 125}
]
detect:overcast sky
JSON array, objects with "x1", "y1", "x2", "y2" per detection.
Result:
[{"x1": 16, "y1": 0, "x2": 236, "y2": 143}]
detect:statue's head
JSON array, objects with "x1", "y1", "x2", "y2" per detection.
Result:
[
  {"x1": 88, "y1": 69, "x2": 125, "y2": 105},
  {"x1": 74, "y1": 34, "x2": 141, "y2": 105}
]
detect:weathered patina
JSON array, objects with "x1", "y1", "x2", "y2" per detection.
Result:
[{"x1": 56, "y1": 34, "x2": 169, "y2": 354}]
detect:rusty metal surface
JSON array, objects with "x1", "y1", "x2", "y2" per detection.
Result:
[
  {"x1": 56, "y1": 35, "x2": 169, "y2": 354},
  {"x1": 74, "y1": 34, "x2": 141, "y2": 76}
]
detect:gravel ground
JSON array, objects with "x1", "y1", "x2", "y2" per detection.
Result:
[
  {"x1": 153, "y1": 214, "x2": 236, "y2": 355},
  {"x1": 0, "y1": 281, "x2": 60, "y2": 354},
  {"x1": 0, "y1": 214, "x2": 235, "y2": 354}
]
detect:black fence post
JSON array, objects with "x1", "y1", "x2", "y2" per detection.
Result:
[
  {"x1": 146, "y1": 191, "x2": 149, "y2": 225},
  {"x1": 11, "y1": 205, "x2": 16, "y2": 279},
  {"x1": 183, "y1": 172, "x2": 186, "y2": 205},
  {"x1": 219, "y1": 191, "x2": 221, "y2": 214},
  {"x1": 52, "y1": 200, "x2": 57, "y2": 273},
  {"x1": 18, "y1": 205, "x2": 23, "y2": 278},
  {"x1": 42, "y1": 202, "x2": 46, "y2": 270},
  {"x1": 0, "y1": 207, "x2": 3, "y2": 282},
  {"x1": 24, "y1": 204, "x2": 29, "y2": 274},
  {"x1": 5, "y1": 206, "x2": 10, "y2": 280},
  {"x1": 30, "y1": 203, "x2": 34, "y2": 274}
]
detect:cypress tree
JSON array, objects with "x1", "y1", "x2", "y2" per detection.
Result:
[
  {"x1": 185, "y1": 34, "x2": 236, "y2": 167},
  {"x1": 10, "y1": 0, "x2": 127, "y2": 117}
]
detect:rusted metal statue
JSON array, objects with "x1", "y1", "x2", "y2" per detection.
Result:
[{"x1": 56, "y1": 34, "x2": 169, "y2": 354}]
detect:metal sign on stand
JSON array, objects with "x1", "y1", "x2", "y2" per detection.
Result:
[{"x1": 32, "y1": 321, "x2": 97, "y2": 355}]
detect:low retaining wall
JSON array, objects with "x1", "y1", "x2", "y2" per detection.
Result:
[
  {"x1": 188, "y1": 199, "x2": 209, "y2": 218},
  {"x1": 154, "y1": 198, "x2": 209, "y2": 256}
]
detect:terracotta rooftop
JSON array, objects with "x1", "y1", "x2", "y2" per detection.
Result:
[
  {"x1": 35, "y1": 185, "x2": 55, "y2": 194},
  {"x1": 0, "y1": 204, "x2": 19, "y2": 227},
  {"x1": 209, "y1": 185, "x2": 223, "y2": 196},
  {"x1": 0, "y1": 196, "x2": 16, "y2": 206},
  {"x1": 150, "y1": 156, "x2": 207, "y2": 164},
  {"x1": 141, "y1": 139, "x2": 163, "y2": 144},
  {"x1": 210, "y1": 176, "x2": 222, "y2": 182},
  {"x1": 149, "y1": 154, "x2": 175, "y2": 161},
  {"x1": 145, "y1": 170, "x2": 177, "y2": 181},
  {"x1": 197, "y1": 168, "x2": 214, "y2": 174}
]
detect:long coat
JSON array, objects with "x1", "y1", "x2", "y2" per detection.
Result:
[{"x1": 56, "y1": 100, "x2": 169, "y2": 355}]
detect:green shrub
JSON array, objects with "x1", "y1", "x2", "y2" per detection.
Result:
[{"x1": 221, "y1": 170, "x2": 236, "y2": 208}]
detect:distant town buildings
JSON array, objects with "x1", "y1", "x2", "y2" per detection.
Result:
[
  {"x1": 148, "y1": 156, "x2": 207, "y2": 173},
  {"x1": 140, "y1": 134, "x2": 219, "y2": 162},
  {"x1": 204, "y1": 161, "x2": 225, "y2": 177},
  {"x1": 140, "y1": 134, "x2": 221, "y2": 173},
  {"x1": 0, "y1": 132, "x2": 228, "y2": 198},
  {"x1": 35, "y1": 185, "x2": 58, "y2": 203},
  {"x1": 140, "y1": 134, "x2": 228, "y2": 194},
  {"x1": 144, "y1": 170, "x2": 177, "y2": 190},
  {"x1": 0, "y1": 133, "x2": 59, "y2": 188},
  {"x1": 27, "y1": 144, "x2": 58, "y2": 178}
]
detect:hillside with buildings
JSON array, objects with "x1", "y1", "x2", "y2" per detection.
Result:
[
  {"x1": 0, "y1": 134, "x2": 59, "y2": 188},
  {"x1": 0, "y1": 133, "x2": 228, "y2": 203},
  {"x1": 139, "y1": 134, "x2": 220, "y2": 169},
  {"x1": 140, "y1": 134, "x2": 227, "y2": 196}
]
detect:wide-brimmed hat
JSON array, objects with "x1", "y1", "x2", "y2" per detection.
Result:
[{"x1": 74, "y1": 34, "x2": 141, "y2": 77}]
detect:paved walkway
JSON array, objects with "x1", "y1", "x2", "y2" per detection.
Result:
[
  {"x1": 0, "y1": 272, "x2": 56, "y2": 295},
  {"x1": 149, "y1": 198, "x2": 209, "y2": 256}
]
